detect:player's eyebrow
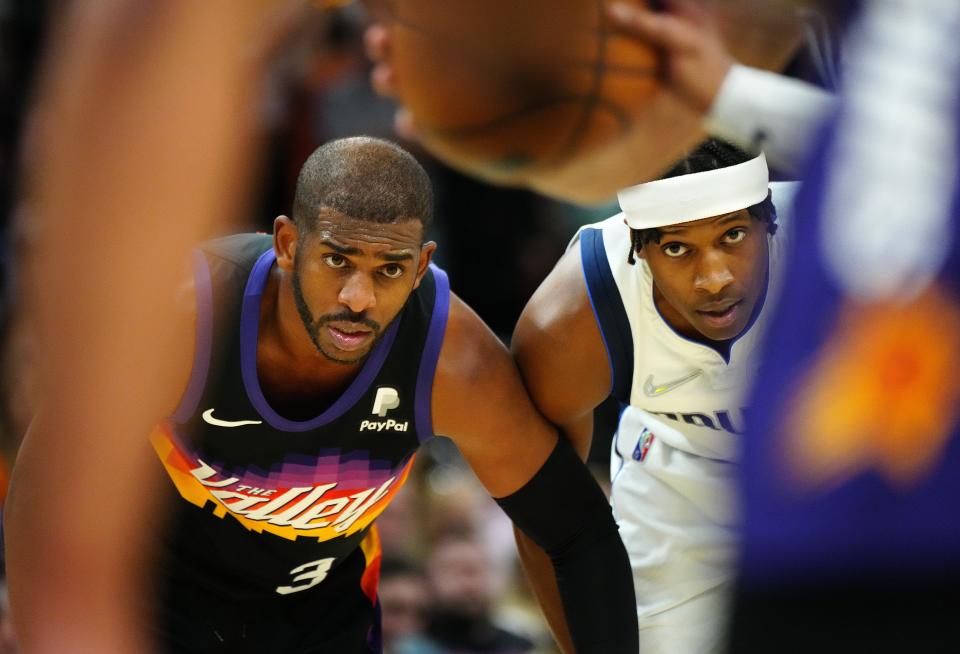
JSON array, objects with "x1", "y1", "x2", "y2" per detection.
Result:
[
  {"x1": 319, "y1": 238, "x2": 414, "y2": 261},
  {"x1": 380, "y1": 251, "x2": 415, "y2": 262},
  {"x1": 717, "y1": 212, "x2": 750, "y2": 226},
  {"x1": 657, "y1": 225, "x2": 688, "y2": 235},
  {"x1": 319, "y1": 239, "x2": 360, "y2": 255},
  {"x1": 658, "y1": 210, "x2": 748, "y2": 234}
]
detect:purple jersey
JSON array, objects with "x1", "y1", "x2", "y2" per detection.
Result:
[{"x1": 739, "y1": 0, "x2": 960, "y2": 588}]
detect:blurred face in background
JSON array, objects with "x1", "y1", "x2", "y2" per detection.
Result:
[
  {"x1": 380, "y1": 572, "x2": 431, "y2": 646},
  {"x1": 427, "y1": 538, "x2": 495, "y2": 618}
]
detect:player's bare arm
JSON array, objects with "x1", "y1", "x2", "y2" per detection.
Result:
[
  {"x1": 432, "y1": 294, "x2": 557, "y2": 496},
  {"x1": 512, "y1": 243, "x2": 611, "y2": 459},
  {"x1": 432, "y1": 292, "x2": 637, "y2": 654},
  {"x1": 5, "y1": 275, "x2": 197, "y2": 653}
]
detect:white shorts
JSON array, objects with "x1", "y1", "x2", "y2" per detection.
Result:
[{"x1": 610, "y1": 409, "x2": 738, "y2": 654}]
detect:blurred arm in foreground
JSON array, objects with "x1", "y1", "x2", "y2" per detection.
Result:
[
  {"x1": 605, "y1": 0, "x2": 836, "y2": 173},
  {"x1": 4, "y1": 1, "x2": 312, "y2": 651}
]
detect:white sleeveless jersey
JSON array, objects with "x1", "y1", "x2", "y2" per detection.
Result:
[{"x1": 574, "y1": 182, "x2": 798, "y2": 654}]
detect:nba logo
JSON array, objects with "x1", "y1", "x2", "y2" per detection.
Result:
[{"x1": 632, "y1": 428, "x2": 655, "y2": 462}]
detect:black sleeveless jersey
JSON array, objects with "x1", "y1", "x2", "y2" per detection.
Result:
[{"x1": 150, "y1": 234, "x2": 449, "y2": 653}]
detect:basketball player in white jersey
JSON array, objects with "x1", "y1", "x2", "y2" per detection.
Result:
[{"x1": 511, "y1": 139, "x2": 798, "y2": 654}]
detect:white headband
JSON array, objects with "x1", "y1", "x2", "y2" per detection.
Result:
[{"x1": 618, "y1": 152, "x2": 770, "y2": 230}]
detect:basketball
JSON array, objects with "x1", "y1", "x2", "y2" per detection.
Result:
[{"x1": 365, "y1": 0, "x2": 804, "y2": 203}]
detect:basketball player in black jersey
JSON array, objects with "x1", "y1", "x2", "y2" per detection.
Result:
[{"x1": 139, "y1": 136, "x2": 636, "y2": 653}]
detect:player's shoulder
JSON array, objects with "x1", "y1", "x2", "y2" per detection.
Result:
[
  {"x1": 512, "y1": 220, "x2": 614, "y2": 425},
  {"x1": 568, "y1": 212, "x2": 631, "y2": 250},
  {"x1": 569, "y1": 212, "x2": 635, "y2": 291},
  {"x1": 436, "y1": 293, "x2": 509, "y2": 387},
  {"x1": 520, "y1": 212, "x2": 630, "y2": 341},
  {"x1": 511, "y1": 221, "x2": 612, "y2": 391},
  {"x1": 200, "y1": 232, "x2": 273, "y2": 270}
]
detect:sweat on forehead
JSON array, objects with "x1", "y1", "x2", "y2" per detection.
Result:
[
  {"x1": 312, "y1": 212, "x2": 425, "y2": 246},
  {"x1": 292, "y1": 136, "x2": 434, "y2": 231}
]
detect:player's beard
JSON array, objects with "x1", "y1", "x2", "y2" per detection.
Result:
[{"x1": 291, "y1": 257, "x2": 382, "y2": 365}]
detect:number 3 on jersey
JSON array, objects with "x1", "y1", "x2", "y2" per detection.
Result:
[{"x1": 276, "y1": 557, "x2": 335, "y2": 595}]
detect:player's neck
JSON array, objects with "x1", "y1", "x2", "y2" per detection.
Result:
[{"x1": 251, "y1": 270, "x2": 367, "y2": 420}]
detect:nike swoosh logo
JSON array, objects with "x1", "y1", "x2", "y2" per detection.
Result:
[
  {"x1": 202, "y1": 408, "x2": 263, "y2": 428},
  {"x1": 643, "y1": 369, "x2": 703, "y2": 397}
]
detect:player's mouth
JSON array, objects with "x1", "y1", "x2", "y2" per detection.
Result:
[
  {"x1": 327, "y1": 323, "x2": 374, "y2": 351},
  {"x1": 695, "y1": 299, "x2": 743, "y2": 330}
]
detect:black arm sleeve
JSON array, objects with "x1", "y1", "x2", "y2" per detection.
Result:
[{"x1": 495, "y1": 437, "x2": 639, "y2": 654}]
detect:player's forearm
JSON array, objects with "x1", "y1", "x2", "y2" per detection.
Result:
[
  {"x1": 496, "y1": 438, "x2": 639, "y2": 653},
  {"x1": 513, "y1": 525, "x2": 576, "y2": 654}
]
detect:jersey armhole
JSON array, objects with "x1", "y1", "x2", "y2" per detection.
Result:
[
  {"x1": 414, "y1": 264, "x2": 450, "y2": 443},
  {"x1": 171, "y1": 249, "x2": 214, "y2": 423},
  {"x1": 579, "y1": 229, "x2": 634, "y2": 403}
]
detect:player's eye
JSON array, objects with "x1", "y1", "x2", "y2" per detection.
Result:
[
  {"x1": 724, "y1": 228, "x2": 747, "y2": 244},
  {"x1": 381, "y1": 263, "x2": 405, "y2": 279},
  {"x1": 322, "y1": 253, "x2": 348, "y2": 269},
  {"x1": 662, "y1": 242, "x2": 689, "y2": 258}
]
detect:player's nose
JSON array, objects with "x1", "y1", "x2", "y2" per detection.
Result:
[
  {"x1": 338, "y1": 272, "x2": 377, "y2": 313},
  {"x1": 694, "y1": 252, "x2": 734, "y2": 295}
]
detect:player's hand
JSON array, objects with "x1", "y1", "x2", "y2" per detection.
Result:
[
  {"x1": 606, "y1": 0, "x2": 734, "y2": 115},
  {"x1": 363, "y1": 22, "x2": 418, "y2": 139}
]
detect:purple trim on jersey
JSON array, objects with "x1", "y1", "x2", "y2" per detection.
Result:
[
  {"x1": 741, "y1": 108, "x2": 960, "y2": 585},
  {"x1": 581, "y1": 245, "x2": 615, "y2": 395},
  {"x1": 172, "y1": 249, "x2": 214, "y2": 424},
  {"x1": 414, "y1": 264, "x2": 449, "y2": 442},
  {"x1": 239, "y1": 248, "x2": 401, "y2": 432},
  {"x1": 579, "y1": 228, "x2": 634, "y2": 402}
]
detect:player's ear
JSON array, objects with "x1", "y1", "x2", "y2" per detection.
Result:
[
  {"x1": 413, "y1": 241, "x2": 437, "y2": 289},
  {"x1": 274, "y1": 215, "x2": 298, "y2": 272}
]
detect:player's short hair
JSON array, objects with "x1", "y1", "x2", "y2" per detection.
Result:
[
  {"x1": 627, "y1": 139, "x2": 777, "y2": 264},
  {"x1": 292, "y1": 136, "x2": 434, "y2": 234}
]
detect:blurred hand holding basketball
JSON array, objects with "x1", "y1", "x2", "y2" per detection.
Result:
[
  {"x1": 363, "y1": 0, "x2": 802, "y2": 204},
  {"x1": 607, "y1": 0, "x2": 733, "y2": 114}
]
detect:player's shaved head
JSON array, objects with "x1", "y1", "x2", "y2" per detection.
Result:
[{"x1": 293, "y1": 136, "x2": 434, "y2": 232}]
